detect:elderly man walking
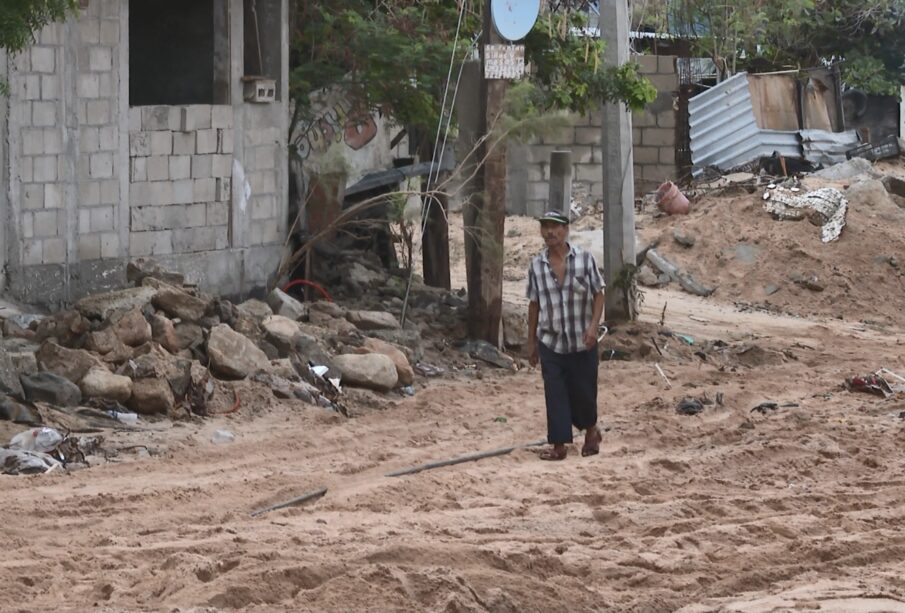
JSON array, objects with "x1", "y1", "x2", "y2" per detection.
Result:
[{"x1": 526, "y1": 210, "x2": 604, "y2": 461}]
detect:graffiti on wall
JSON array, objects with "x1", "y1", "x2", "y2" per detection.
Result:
[{"x1": 294, "y1": 99, "x2": 379, "y2": 161}]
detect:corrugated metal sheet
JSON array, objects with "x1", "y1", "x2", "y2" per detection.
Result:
[
  {"x1": 689, "y1": 72, "x2": 800, "y2": 172},
  {"x1": 800, "y1": 129, "x2": 861, "y2": 166}
]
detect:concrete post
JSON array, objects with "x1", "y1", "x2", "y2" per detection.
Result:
[
  {"x1": 548, "y1": 150, "x2": 572, "y2": 216},
  {"x1": 600, "y1": 0, "x2": 637, "y2": 322},
  {"x1": 900, "y1": 86, "x2": 905, "y2": 139}
]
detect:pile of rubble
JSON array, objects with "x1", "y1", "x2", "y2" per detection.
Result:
[{"x1": 0, "y1": 254, "x2": 520, "y2": 475}]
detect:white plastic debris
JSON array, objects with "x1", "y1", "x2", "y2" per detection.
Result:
[
  {"x1": 107, "y1": 410, "x2": 139, "y2": 426},
  {"x1": 9, "y1": 427, "x2": 64, "y2": 453},
  {"x1": 762, "y1": 186, "x2": 848, "y2": 242},
  {"x1": 211, "y1": 429, "x2": 236, "y2": 444}
]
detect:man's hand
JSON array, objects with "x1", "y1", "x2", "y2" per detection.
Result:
[
  {"x1": 528, "y1": 341, "x2": 539, "y2": 367},
  {"x1": 583, "y1": 326, "x2": 598, "y2": 350}
]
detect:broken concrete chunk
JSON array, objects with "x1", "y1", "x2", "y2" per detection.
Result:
[
  {"x1": 0, "y1": 348, "x2": 24, "y2": 398},
  {"x1": 207, "y1": 324, "x2": 272, "y2": 379},
  {"x1": 347, "y1": 262, "x2": 388, "y2": 288},
  {"x1": 266, "y1": 288, "x2": 307, "y2": 321},
  {"x1": 501, "y1": 303, "x2": 528, "y2": 349},
  {"x1": 646, "y1": 249, "x2": 716, "y2": 297},
  {"x1": 33, "y1": 310, "x2": 91, "y2": 346},
  {"x1": 128, "y1": 377, "x2": 175, "y2": 414},
  {"x1": 346, "y1": 310, "x2": 400, "y2": 331},
  {"x1": 151, "y1": 283, "x2": 210, "y2": 322},
  {"x1": 262, "y1": 315, "x2": 302, "y2": 356},
  {"x1": 309, "y1": 300, "x2": 346, "y2": 319},
  {"x1": 76, "y1": 286, "x2": 158, "y2": 320},
  {"x1": 127, "y1": 257, "x2": 185, "y2": 287},
  {"x1": 333, "y1": 353, "x2": 399, "y2": 391},
  {"x1": 672, "y1": 228, "x2": 696, "y2": 248},
  {"x1": 881, "y1": 175, "x2": 905, "y2": 199},
  {"x1": 791, "y1": 273, "x2": 825, "y2": 292},
  {"x1": 236, "y1": 299, "x2": 273, "y2": 321},
  {"x1": 636, "y1": 265, "x2": 662, "y2": 288},
  {"x1": 35, "y1": 341, "x2": 107, "y2": 383},
  {"x1": 149, "y1": 313, "x2": 182, "y2": 353},
  {"x1": 455, "y1": 340, "x2": 515, "y2": 369},
  {"x1": 20, "y1": 371, "x2": 82, "y2": 407},
  {"x1": 813, "y1": 157, "x2": 878, "y2": 181},
  {"x1": 80, "y1": 367, "x2": 133, "y2": 403},
  {"x1": 112, "y1": 307, "x2": 153, "y2": 347}
]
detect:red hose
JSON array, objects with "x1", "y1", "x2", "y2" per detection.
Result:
[{"x1": 282, "y1": 279, "x2": 333, "y2": 302}]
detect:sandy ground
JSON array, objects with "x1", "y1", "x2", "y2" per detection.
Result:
[{"x1": 5, "y1": 210, "x2": 905, "y2": 612}]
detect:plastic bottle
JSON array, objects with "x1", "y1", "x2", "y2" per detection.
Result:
[{"x1": 107, "y1": 410, "x2": 139, "y2": 426}]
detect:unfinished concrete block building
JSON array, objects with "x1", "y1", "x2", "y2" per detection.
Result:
[{"x1": 0, "y1": 0, "x2": 289, "y2": 306}]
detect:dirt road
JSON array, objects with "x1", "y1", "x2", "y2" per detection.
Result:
[{"x1": 4, "y1": 281, "x2": 905, "y2": 612}]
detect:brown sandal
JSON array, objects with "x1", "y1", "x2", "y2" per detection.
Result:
[
  {"x1": 540, "y1": 447, "x2": 567, "y2": 461},
  {"x1": 581, "y1": 427, "x2": 602, "y2": 457}
]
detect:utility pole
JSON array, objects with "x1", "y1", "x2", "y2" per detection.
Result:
[
  {"x1": 465, "y1": 0, "x2": 507, "y2": 344},
  {"x1": 601, "y1": 0, "x2": 637, "y2": 321}
]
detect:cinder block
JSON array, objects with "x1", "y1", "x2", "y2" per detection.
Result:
[
  {"x1": 130, "y1": 132, "x2": 151, "y2": 157},
  {"x1": 43, "y1": 238, "x2": 66, "y2": 265},
  {"x1": 130, "y1": 157, "x2": 147, "y2": 182},
  {"x1": 212, "y1": 154, "x2": 232, "y2": 177},
  {"x1": 142, "y1": 106, "x2": 172, "y2": 131},
  {"x1": 211, "y1": 106, "x2": 233, "y2": 128},
  {"x1": 196, "y1": 129, "x2": 218, "y2": 154},
  {"x1": 89, "y1": 206, "x2": 115, "y2": 232},
  {"x1": 78, "y1": 209, "x2": 91, "y2": 233},
  {"x1": 244, "y1": 126, "x2": 280, "y2": 146},
  {"x1": 32, "y1": 101, "x2": 57, "y2": 127},
  {"x1": 89, "y1": 152, "x2": 114, "y2": 179},
  {"x1": 251, "y1": 196, "x2": 276, "y2": 220},
  {"x1": 528, "y1": 181, "x2": 548, "y2": 201},
  {"x1": 191, "y1": 154, "x2": 213, "y2": 178},
  {"x1": 172, "y1": 227, "x2": 217, "y2": 253},
  {"x1": 11, "y1": 51, "x2": 30, "y2": 73},
  {"x1": 575, "y1": 126, "x2": 601, "y2": 145},
  {"x1": 659, "y1": 147, "x2": 676, "y2": 165},
  {"x1": 149, "y1": 131, "x2": 173, "y2": 156},
  {"x1": 591, "y1": 146, "x2": 603, "y2": 164},
  {"x1": 17, "y1": 75, "x2": 41, "y2": 101},
  {"x1": 218, "y1": 129, "x2": 234, "y2": 154},
  {"x1": 79, "y1": 181, "x2": 101, "y2": 206},
  {"x1": 98, "y1": 73, "x2": 114, "y2": 98},
  {"x1": 570, "y1": 145, "x2": 593, "y2": 165},
  {"x1": 129, "y1": 230, "x2": 174, "y2": 257},
  {"x1": 647, "y1": 73, "x2": 679, "y2": 93},
  {"x1": 18, "y1": 158, "x2": 34, "y2": 183},
  {"x1": 80, "y1": 19, "x2": 101, "y2": 44},
  {"x1": 31, "y1": 46, "x2": 55, "y2": 73},
  {"x1": 249, "y1": 219, "x2": 280, "y2": 246},
  {"x1": 99, "y1": 126, "x2": 117, "y2": 150},
  {"x1": 78, "y1": 234, "x2": 102, "y2": 260},
  {"x1": 78, "y1": 156, "x2": 91, "y2": 181},
  {"x1": 78, "y1": 74, "x2": 100, "y2": 99},
  {"x1": 171, "y1": 179, "x2": 193, "y2": 204},
  {"x1": 632, "y1": 127, "x2": 642, "y2": 144},
  {"x1": 129, "y1": 181, "x2": 152, "y2": 207},
  {"x1": 34, "y1": 156, "x2": 58, "y2": 182},
  {"x1": 39, "y1": 23, "x2": 61, "y2": 45},
  {"x1": 642, "y1": 128, "x2": 674, "y2": 147},
  {"x1": 44, "y1": 184, "x2": 62, "y2": 209},
  {"x1": 23, "y1": 241, "x2": 43, "y2": 266},
  {"x1": 128, "y1": 108, "x2": 142, "y2": 132},
  {"x1": 541, "y1": 125, "x2": 575, "y2": 146},
  {"x1": 181, "y1": 106, "x2": 212, "y2": 131},
  {"x1": 80, "y1": 128, "x2": 100, "y2": 154},
  {"x1": 86, "y1": 100, "x2": 110, "y2": 125},
  {"x1": 149, "y1": 181, "x2": 174, "y2": 206},
  {"x1": 636, "y1": 54, "x2": 659, "y2": 74},
  {"x1": 169, "y1": 156, "x2": 191, "y2": 180},
  {"x1": 89, "y1": 47, "x2": 113, "y2": 72},
  {"x1": 172, "y1": 132, "x2": 194, "y2": 155},
  {"x1": 146, "y1": 156, "x2": 169, "y2": 181},
  {"x1": 248, "y1": 170, "x2": 276, "y2": 195},
  {"x1": 633, "y1": 146, "x2": 659, "y2": 164},
  {"x1": 250, "y1": 146, "x2": 275, "y2": 171},
  {"x1": 658, "y1": 55, "x2": 676, "y2": 73},
  {"x1": 22, "y1": 212, "x2": 35, "y2": 239},
  {"x1": 100, "y1": 232, "x2": 120, "y2": 259},
  {"x1": 186, "y1": 203, "x2": 207, "y2": 227},
  {"x1": 632, "y1": 110, "x2": 656, "y2": 128},
  {"x1": 34, "y1": 210, "x2": 58, "y2": 237},
  {"x1": 22, "y1": 129, "x2": 44, "y2": 156},
  {"x1": 207, "y1": 202, "x2": 229, "y2": 226},
  {"x1": 99, "y1": 20, "x2": 120, "y2": 45},
  {"x1": 41, "y1": 75, "x2": 60, "y2": 100},
  {"x1": 42, "y1": 129, "x2": 63, "y2": 155},
  {"x1": 100, "y1": 180, "x2": 119, "y2": 205},
  {"x1": 23, "y1": 184, "x2": 44, "y2": 211},
  {"x1": 574, "y1": 164, "x2": 601, "y2": 183},
  {"x1": 193, "y1": 178, "x2": 216, "y2": 202},
  {"x1": 215, "y1": 177, "x2": 231, "y2": 202},
  {"x1": 658, "y1": 112, "x2": 676, "y2": 129}
]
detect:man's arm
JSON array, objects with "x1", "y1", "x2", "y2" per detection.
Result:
[
  {"x1": 528, "y1": 300, "x2": 540, "y2": 367},
  {"x1": 583, "y1": 290, "x2": 605, "y2": 349}
]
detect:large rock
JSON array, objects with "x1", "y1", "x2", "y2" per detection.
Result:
[
  {"x1": 813, "y1": 157, "x2": 878, "y2": 181},
  {"x1": 33, "y1": 310, "x2": 90, "y2": 346},
  {"x1": 347, "y1": 262, "x2": 387, "y2": 287},
  {"x1": 501, "y1": 303, "x2": 528, "y2": 349},
  {"x1": 261, "y1": 315, "x2": 302, "y2": 356},
  {"x1": 366, "y1": 329, "x2": 424, "y2": 362},
  {"x1": 846, "y1": 179, "x2": 902, "y2": 217},
  {"x1": 346, "y1": 310, "x2": 400, "y2": 331},
  {"x1": 359, "y1": 338, "x2": 414, "y2": 386},
  {"x1": 84, "y1": 329, "x2": 133, "y2": 364},
  {"x1": 1, "y1": 338, "x2": 39, "y2": 378},
  {"x1": 309, "y1": 300, "x2": 345, "y2": 319},
  {"x1": 80, "y1": 367, "x2": 133, "y2": 403},
  {"x1": 174, "y1": 322, "x2": 204, "y2": 351},
  {"x1": 207, "y1": 324, "x2": 271, "y2": 379},
  {"x1": 266, "y1": 288, "x2": 307, "y2": 321},
  {"x1": 333, "y1": 353, "x2": 398, "y2": 391},
  {"x1": 112, "y1": 307, "x2": 153, "y2": 347},
  {"x1": 76, "y1": 286, "x2": 157, "y2": 320},
  {"x1": 0, "y1": 348, "x2": 24, "y2": 398},
  {"x1": 236, "y1": 299, "x2": 273, "y2": 321},
  {"x1": 128, "y1": 378, "x2": 175, "y2": 414},
  {"x1": 151, "y1": 283, "x2": 209, "y2": 322},
  {"x1": 20, "y1": 371, "x2": 82, "y2": 406},
  {"x1": 127, "y1": 257, "x2": 185, "y2": 286},
  {"x1": 35, "y1": 341, "x2": 107, "y2": 383},
  {"x1": 149, "y1": 313, "x2": 182, "y2": 353}
]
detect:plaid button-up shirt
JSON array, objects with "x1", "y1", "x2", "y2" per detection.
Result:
[{"x1": 526, "y1": 244, "x2": 604, "y2": 354}]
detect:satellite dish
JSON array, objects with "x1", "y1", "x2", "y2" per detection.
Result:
[{"x1": 491, "y1": 0, "x2": 541, "y2": 42}]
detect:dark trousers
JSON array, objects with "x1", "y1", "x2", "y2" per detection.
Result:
[{"x1": 539, "y1": 342, "x2": 599, "y2": 444}]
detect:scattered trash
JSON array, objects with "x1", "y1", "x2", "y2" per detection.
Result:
[
  {"x1": 763, "y1": 185, "x2": 847, "y2": 243},
  {"x1": 9, "y1": 427, "x2": 64, "y2": 453},
  {"x1": 654, "y1": 363, "x2": 672, "y2": 389},
  {"x1": 400, "y1": 385, "x2": 415, "y2": 397},
  {"x1": 107, "y1": 410, "x2": 139, "y2": 426},
  {"x1": 845, "y1": 374, "x2": 895, "y2": 398},
  {"x1": 751, "y1": 402, "x2": 779, "y2": 414},
  {"x1": 676, "y1": 398, "x2": 704, "y2": 416},
  {"x1": 454, "y1": 340, "x2": 515, "y2": 370},
  {"x1": 0, "y1": 448, "x2": 62, "y2": 475},
  {"x1": 846, "y1": 134, "x2": 900, "y2": 162},
  {"x1": 414, "y1": 362, "x2": 445, "y2": 377},
  {"x1": 688, "y1": 315, "x2": 710, "y2": 323},
  {"x1": 493, "y1": 416, "x2": 508, "y2": 423},
  {"x1": 211, "y1": 429, "x2": 236, "y2": 444}
]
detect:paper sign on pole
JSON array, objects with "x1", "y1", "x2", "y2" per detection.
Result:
[{"x1": 484, "y1": 45, "x2": 525, "y2": 80}]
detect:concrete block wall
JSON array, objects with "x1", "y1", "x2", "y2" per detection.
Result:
[
  {"x1": 0, "y1": 0, "x2": 290, "y2": 307},
  {"x1": 506, "y1": 54, "x2": 679, "y2": 215}
]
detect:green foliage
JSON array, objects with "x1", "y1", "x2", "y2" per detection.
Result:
[
  {"x1": 841, "y1": 53, "x2": 902, "y2": 96},
  {"x1": 0, "y1": 0, "x2": 77, "y2": 53}
]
